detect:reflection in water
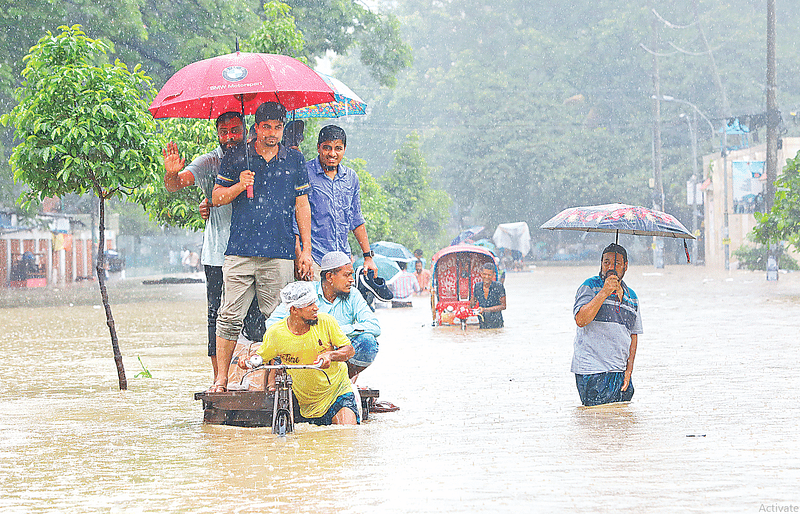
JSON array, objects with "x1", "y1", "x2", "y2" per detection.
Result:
[{"x1": 1, "y1": 267, "x2": 799, "y2": 512}]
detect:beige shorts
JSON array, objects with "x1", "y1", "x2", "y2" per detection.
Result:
[{"x1": 215, "y1": 256, "x2": 293, "y2": 341}]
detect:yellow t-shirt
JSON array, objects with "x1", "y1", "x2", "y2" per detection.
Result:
[{"x1": 258, "y1": 312, "x2": 353, "y2": 419}]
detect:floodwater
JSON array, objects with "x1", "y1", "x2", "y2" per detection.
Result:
[{"x1": 1, "y1": 266, "x2": 798, "y2": 513}]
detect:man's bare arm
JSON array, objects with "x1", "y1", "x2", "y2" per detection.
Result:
[
  {"x1": 212, "y1": 170, "x2": 253, "y2": 206},
  {"x1": 575, "y1": 275, "x2": 620, "y2": 327},
  {"x1": 622, "y1": 334, "x2": 637, "y2": 391},
  {"x1": 294, "y1": 194, "x2": 312, "y2": 277}
]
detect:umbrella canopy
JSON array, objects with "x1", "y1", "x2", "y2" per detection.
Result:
[
  {"x1": 371, "y1": 241, "x2": 415, "y2": 263},
  {"x1": 289, "y1": 72, "x2": 367, "y2": 119},
  {"x1": 149, "y1": 52, "x2": 335, "y2": 119},
  {"x1": 353, "y1": 254, "x2": 400, "y2": 281},
  {"x1": 493, "y1": 222, "x2": 531, "y2": 255},
  {"x1": 450, "y1": 226, "x2": 484, "y2": 246},
  {"x1": 471, "y1": 239, "x2": 497, "y2": 255},
  {"x1": 540, "y1": 203, "x2": 694, "y2": 240}
]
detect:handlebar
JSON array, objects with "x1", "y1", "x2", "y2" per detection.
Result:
[
  {"x1": 239, "y1": 361, "x2": 331, "y2": 386},
  {"x1": 250, "y1": 364, "x2": 324, "y2": 371}
]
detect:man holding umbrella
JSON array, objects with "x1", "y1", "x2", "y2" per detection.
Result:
[
  {"x1": 162, "y1": 112, "x2": 266, "y2": 383},
  {"x1": 210, "y1": 101, "x2": 312, "y2": 392},
  {"x1": 571, "y1": 243, "x2": 641, "y2": 406}
]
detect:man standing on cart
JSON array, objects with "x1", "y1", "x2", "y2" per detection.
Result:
[
  {"x1": 210, "y1": 101, "x2": 312, "y2": 393},
  {"x1": 162, "y1": 112, "x2": 266, "y2": 384}
]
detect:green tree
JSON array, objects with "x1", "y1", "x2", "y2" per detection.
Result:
[
  {"x1": 244, "y1": 1, "x2": 305, "y2": 57},
  {"x1": 752, "y1": 151, "x2": 800, "y2": 249},
  {"x1": 338, "y1": 0, "x2": 800, "y2": 254},
  {"x1": 380, "y1": 132, "x2": 451, "y2": 251},
  {"x1": 1, "y1": 25, "x2": 163, "y2": 390},
  {"x1": 346, "y1": 157, "x2": 394, "y2": 246},
  {"x1": 288, "y1": 0, "x2": 411, "y2": 87}
]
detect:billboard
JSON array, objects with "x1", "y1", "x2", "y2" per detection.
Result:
[{"x1": 731, "y1": 161, "x2": 765, "y2": 213}]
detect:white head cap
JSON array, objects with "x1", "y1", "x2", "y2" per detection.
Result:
[
  {"x1": 280, "y1": 281, "x2": 317, "y2": 309},
  {"x1": 319, "y1": 250, "x2": 352, "y2": 272}
]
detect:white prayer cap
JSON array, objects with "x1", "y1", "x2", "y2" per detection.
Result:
[
  {"x1": 320, "y1": 250, "x2": 351, "y2": 271},
  {"x1": 280, "y1": 281, "x2": 317, "y2": 309}
]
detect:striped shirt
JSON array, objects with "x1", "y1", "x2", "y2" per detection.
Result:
[
  {"x1": 387, "y1": 270, "x2": 420, "y2": 301},
  {"x1": 571, "y1": 275, "x2": 642, "y2": 374}
]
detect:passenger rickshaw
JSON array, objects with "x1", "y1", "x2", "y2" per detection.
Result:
[{"x1": 430, "y1": 244, "x2": 498, "y2": 328}]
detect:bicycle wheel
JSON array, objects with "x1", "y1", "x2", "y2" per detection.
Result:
[{"x1": 274, "y1": 410, "x2": 290, "y2": 436}]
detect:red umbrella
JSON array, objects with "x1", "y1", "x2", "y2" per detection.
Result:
[{"x1": 149, "y1": 52, "x2": 335, "y2": 119}]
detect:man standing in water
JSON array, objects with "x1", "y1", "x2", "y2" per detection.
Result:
[
  {"x1": 162, "y1": 112, "x2": 266, "y2": 384},
  {"x1": 244, "y1": 281, "x2": 359, "y2": 425},
  {"x1": 470, "y1": 262, "x2": 506, "y2": 328},
  {"x1": 210, "y1": 101, "x2": 312, "y2": 393},
  {"x1": 571, "y1": 243, "x2": 641, "y2": 406}
]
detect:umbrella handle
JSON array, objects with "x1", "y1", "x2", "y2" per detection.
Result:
[{"x1": 247, "y1": 185, "x2": 254, "y2": 198}]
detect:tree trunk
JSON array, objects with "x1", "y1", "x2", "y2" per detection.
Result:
[{"x1": 96, "y1": 195, "x2": 127, "y2": 390}]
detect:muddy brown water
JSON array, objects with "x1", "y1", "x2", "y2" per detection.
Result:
[{"x1": 1, "y1": 266, "x2": 798, "y2": 513}]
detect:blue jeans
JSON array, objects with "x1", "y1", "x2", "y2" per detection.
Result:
[
  {"x1": 348, "y1": 332, "x2": 379, "y2": 368},
  {"x1": 307, "y1": 392, "x2": 361, "y2": 426},
  {"x1": 575, "y1": 372, "x2": 634, "y2": 406}
]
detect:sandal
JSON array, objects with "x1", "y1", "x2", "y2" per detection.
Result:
[{"x1": 206, "y1": 383, "x2": 227, "y2": 393}]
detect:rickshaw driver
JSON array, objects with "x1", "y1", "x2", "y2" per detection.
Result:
[
  {"x1": 266, "y1": 250, "x2": 380, "y2": 380},
  {"x1": 248, "y1": 281, "x2": 360, "y2": 426}
]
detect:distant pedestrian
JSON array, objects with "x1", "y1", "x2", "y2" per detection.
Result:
[
  {"x1": 414, "y1": 259, "x2": 431, "y2": 294},
  {"x1": 387, "y1": 261, "x2": 419, "y2": 307}
]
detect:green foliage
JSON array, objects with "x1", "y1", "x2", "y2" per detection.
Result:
[
  {"x1": 243, "y1": 1, "x2": 305, "y2": 58},
  {"x1": 733, "y1": 242, "x2": 799, "y2": 271},
  {"x1": 380, "y1": 132, "x2": 451, "y2": 250},
  {"x1": 1, "y1": 25, "x2": 162, "y2": 207},
  {"x1": 132, "y1": 119, "x2": 218, "y2": 230},
  {"x1": 135, "y1": 355, "x2": 153, "y2": 378},
  {"x1": 753, "y1": 151, "x2": 800, "y2": 249},
  {"x1": 347, "y1": 157, "x2": 393, "y2": 245},
  {"x1": 288, "y1": 0, "x2": 412, "y2": 87},
  {"x1": 336, "y1": 0, "x2": 800, "y2": 248}
]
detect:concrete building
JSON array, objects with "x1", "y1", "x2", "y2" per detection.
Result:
[
  {"x1": 0, "y1": 211, "x2": 115, "y2": 288},
  {"x1": 702, "y1": 136, "x2": 800, "y2": 270}
]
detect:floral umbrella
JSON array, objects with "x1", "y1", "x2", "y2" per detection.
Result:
[
  {"x1": 288, "y1": 72, "x2": 367, "y2": 119},
  {"x1": 540, "y1": 203, "x2": 695, "y2": 261}
]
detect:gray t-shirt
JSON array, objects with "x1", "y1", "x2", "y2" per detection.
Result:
[
  {"x1": 570, "y1": 275, "x2": 643, "y2": 374},
  {"x1": 186, "y1": 147, "x2": 231, "y2": 267}
]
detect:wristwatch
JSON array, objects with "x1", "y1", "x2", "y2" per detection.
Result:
[{"x1": 363, "y1": 250, "x2": 374, "y2": 258}]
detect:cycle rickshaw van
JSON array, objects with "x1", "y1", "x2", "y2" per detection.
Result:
[{"x1": 430, "y1": 244, "x2": 498, "y2": 327}]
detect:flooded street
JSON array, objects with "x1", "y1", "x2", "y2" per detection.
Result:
[{"x1": 1, "y1": 265, "x2": 799, "y2": 513}]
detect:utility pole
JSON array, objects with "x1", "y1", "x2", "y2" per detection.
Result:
[
  {"x1": 651, "y1": 17, "x2": 665, "y2": 268},
  {"x1": 765, "y1": 0, "x2": 778, "y2": 280},
  {"x1": 765, "y1": 0, "x2": 778, "y2": 210},
  {"x1": 688, "y1": 111, "x2": 699, "y2": 265}
]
